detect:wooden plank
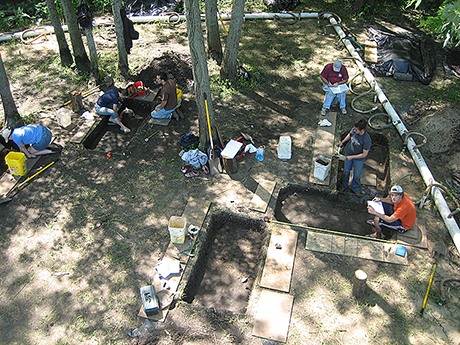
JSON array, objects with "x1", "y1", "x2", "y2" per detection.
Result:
[
  {"x1": 305, "y1": 232, "x2": 332, "y2": 253},
  {"x1": 309, "y1": 111, "x2": 337, "y2": 185},
  {"x1": 138, "y1": 238, "x2": 196, "y2": 322},
  {"x1": 148, "y1": 118, "x2": 171, "y2": 126},
  {"x1": 259, "y1": 226, "x2": 298, "y2": 292},
  {"x1": 249, "y1": 179, "x2": 276, "y2": 213},
  {"x1": 181, "y1": 198, "x2": 211, "y2": 229},
  {"x1": 252, "y1": 289, "x2": 294, "y2": 343},
  {"x1": 396, "y1": 219, "x2": 428, "y2": 249},
  {"x1": 70, "y1": 119, "x2": 96, "y2": 143},
  {"x1": 306, "y1": 231, "x2": 408, "y2": 265}
]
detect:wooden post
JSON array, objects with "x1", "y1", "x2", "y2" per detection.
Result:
[
  {"x1": 222, "y1": 158, "x2": 237, "y2": 174},
  {"x1": 352, "y1": 269, "x2": 368, "y2": 298}
]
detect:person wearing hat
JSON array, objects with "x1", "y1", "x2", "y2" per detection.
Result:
[
  {"x1": 320, "y1": 60, "x2": 349, "y2": 116},
  {"x1": 337, "y1": 119, "x2": 372, "y2": 193},
  {"x1": 95, "y1": 88, "x2": 131, "y2": 133},
  {"x1": 367, "y1": 185, "x2": 416, "y2": 239},
  {"x1": 2, "y1": 125, "x2": 61, "y2": 159}
]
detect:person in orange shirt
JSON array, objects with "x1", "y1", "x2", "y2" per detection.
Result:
[{"x1": 367, "y1": 185, "x2": 416, "y2": 239}]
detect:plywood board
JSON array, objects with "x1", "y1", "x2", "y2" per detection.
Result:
[
  {"x1": 148, "y1": 118, "x2": 171, "y2": 126},
  {"x1": 309, "y1": 111, "x2": 337, "y2": 185},
  {"x1": 249, "y1": 179, "x2": 276, "y2": 213},
  {"x1": 138, "y1": 237, "x2": 197, "y2": 322},
  {"x1": 181, "y1": 198, "x2": 211, "y2": 229},
  {"x1": 343, "y1": 236, "x2": 358, "y2": 256},
  {"x1": 260, "y1": 226, "x2": 298, "y2": 292},
  {"x1": 252, "y1": 289, "x2": 294, "y2": 343},
  {"x1": 356, "y1": 238, "x2": 383, "y2": 261},
  {"x1": 131, "y1": 88, "x2": 160, "y2": 103},
  {"x1": 70, "y1": 119, "x2": 96, "y2": 143},
  {"x1": 306, "y1": 231, "x2": 408, "y2": 265},
  {"x1": 396, "y1": 219, "x2": 428, "y2": 249},
  {"x1": 305, "y1": 232, "x2": 332, "y2": 252}
]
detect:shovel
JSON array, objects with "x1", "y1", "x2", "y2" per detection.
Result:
[
  {"x1": 420, "y1": 242, "x2": 447, "y2": 316},
  {"x1": 204, "y1": 93, "x2": 221, "y2": 176}
]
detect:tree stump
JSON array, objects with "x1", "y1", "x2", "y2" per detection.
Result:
[
  {"x1": 222, "y1": 157, "x2": 238, "y2": 174},
  {"x1": 352, "y1": 269, "x2": 368, "y2": 298},
  {"x1": 71, "y1": 91, "x2": 83, "y2": 113}
]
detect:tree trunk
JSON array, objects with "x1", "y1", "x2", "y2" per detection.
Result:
[
  {"x1": 220, "y1": 0, "x2": 245, "y2": 82},
  {"x1": 112, "y1": 0, "x2": 130, "y2": 79},
  {"x1": 185, "y1": 0, "x2": 215, "y2": 148},
  {"x1": 205, "y1": 0, "x2": 223, "y2": 65},
  {"x1": 0, "y1": 53, "x2": 23, "y2": 127},
  {"x1": 60, "y1": 0, "x2": 91, "y2": 74},
  {"x1": 84, "y1": 28, "x2": 100, "y2": 83},
  {"x1": 45, "y1": 0, "x2": 73, "y2": 67}
]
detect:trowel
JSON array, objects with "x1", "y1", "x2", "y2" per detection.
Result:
[{"x1": 241, "y1": 132, "x2": 256, "y2": 145}]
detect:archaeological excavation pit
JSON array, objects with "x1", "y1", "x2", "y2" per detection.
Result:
[{"x1": 182, "y1": 211, "x2": 268, "y2": 314}]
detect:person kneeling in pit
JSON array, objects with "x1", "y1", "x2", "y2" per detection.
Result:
[
  {"x1": 2, "y1": 125, "x2": 61, "y2": 159},
  {"x1": 95, "y1": 88, "x2": 131, "y2": 133},
  {"x1": 367, "y1": 185, "x2": 416, "y2": 239}
]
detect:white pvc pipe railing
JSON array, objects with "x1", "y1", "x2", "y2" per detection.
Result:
[
  {"x1": 0, "y1": 12, "x2": 318, "y2": 43},
  {"x1": 324, "y1": 13, "x2": 460, "y2": 253}
]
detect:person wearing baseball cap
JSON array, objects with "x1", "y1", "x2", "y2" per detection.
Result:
[
  {"x1": 320, "y1": 60, "x2": 349, "y2": 116},
  {"x1": 366, "y1": 185, "x2": 416, "y2": 239}
]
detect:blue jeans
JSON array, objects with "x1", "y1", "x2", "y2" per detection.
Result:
[
  {"x1": 95, "y1": 102, "x2": 121, "y2": 119},
  {"x1": 32, "y1": 126, "x2": 52, "y2": 151},
  {"x1": 342, "y1": 158, "x2": 365, "y2": 193},
  {"x1": 323, "y1": 83, "x2": 346, "y2": 110},
  {"x1": 151, "y1": 107, "x2": 176, "y2": 119}
]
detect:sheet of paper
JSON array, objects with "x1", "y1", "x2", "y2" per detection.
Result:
[
  {"x1": 367, "y1": 200, "x2": 384, "y2": 214},
  {"x1": 220, "y1": 139, "x2": 243, "y2": 159},
  {"x1": 330, "y1": 84, "x2": 349, "y2": 94}
]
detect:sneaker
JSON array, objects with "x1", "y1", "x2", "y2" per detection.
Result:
[
  {"x1": 321, "y1": 108, "x2": 327, "y2": 116},
  {"x1": 341, "y1": 108, "x2": 348, "y2": 115}
]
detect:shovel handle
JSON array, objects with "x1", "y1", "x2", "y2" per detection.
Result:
[
  {"x1": 204, "y1": 93, "x2": 214, "y2": 150},
  {"x1": 420, "y1": 262, "x2": 437, "y2": 315}
]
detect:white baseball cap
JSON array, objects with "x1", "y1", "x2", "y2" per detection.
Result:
[
  {"x1": 333, "y1": 60, "x2": 342, "y2": 72},
  {"x1": 391, "y1": 185, "x2": 404, "y2": 194},
  {"x1": 2, "y1": 128, "x2": 11, "y2": 143}
]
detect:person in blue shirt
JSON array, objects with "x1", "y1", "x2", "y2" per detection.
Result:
[
  {"x1": 2, "y1": 125, "x2": 61, "y2": 158},
  {"x1": 95, "y1": 88, "x2": 131, "y2": 133},
  {"x1": 337, "y1": 119, "x2": 372, "y2": 193}
]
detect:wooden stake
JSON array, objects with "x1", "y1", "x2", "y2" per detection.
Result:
[{"x1": 352, "y1": 269, "x2": 368, "y2": 298}]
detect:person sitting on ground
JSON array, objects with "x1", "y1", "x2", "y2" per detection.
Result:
[
  {"x1": 337, "y1": 119, "x2": 372, "y2": 193},
  {"x1": 367, "y1": 185, "x2": 416, "y2": 239},
  {"x1": 151, "y1": 72, "x2": 178, "y2": 121},
  {"x1": 320, "y1": 60, "x2": 349, "y2": 116},
  {"x1": 95, "y1": 88, "x2": 131, "y2": 133},
  {"x1": 2, "y1": 125, "x2": 61, "y2": 159}
]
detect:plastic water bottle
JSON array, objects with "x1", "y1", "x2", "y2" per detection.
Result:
[{"x1": 255, "y1": 146, "x2": 265, "y2": 161}]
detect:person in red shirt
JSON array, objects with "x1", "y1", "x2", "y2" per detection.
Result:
[
  {"x1": 367, "y1": 185, "x2": 416, "y2": 239},
  {"x1": 320, "y1": 60, "x2": 349, "y2": 116}
]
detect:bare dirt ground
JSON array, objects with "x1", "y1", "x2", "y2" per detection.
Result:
[{"x1": 1, "y1": 5, "x2": 460, "y2": 345}]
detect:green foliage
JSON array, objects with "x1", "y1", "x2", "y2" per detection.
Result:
[{"x1": 409, "y1": 0, "x2": 460, "y2": 47}]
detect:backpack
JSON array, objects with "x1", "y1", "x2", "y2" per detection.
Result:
[
  {"x1": 77, "y1": 4, "x2": 93, "y2": 29},
  {"x1": 180, "y1": 133, "x2": 199, "y2": 150}
]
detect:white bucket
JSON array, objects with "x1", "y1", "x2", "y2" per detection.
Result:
[
  {"x1": 278, "y1": 135, "x2": 292, "y2": 159},
  {"x1": 56, "y1": 108, "x2": 72, "y2": 128},
  {"x1": 168, "y1": 216, "x2": 187, "y2": 244},
  {"x1": 314, "y1": 155, "x2": 331, "y2": 181}
]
